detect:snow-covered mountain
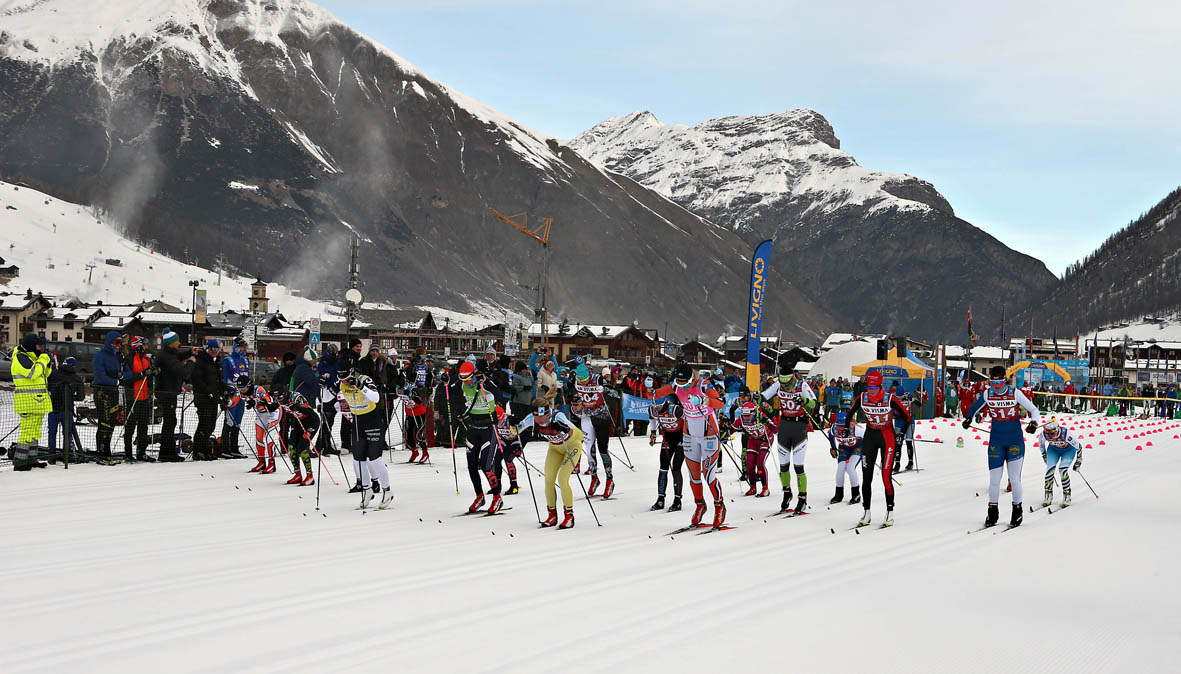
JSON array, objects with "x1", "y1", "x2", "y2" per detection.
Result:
[
  {"x1": 571, "y1": 110, "x2": 1056, "y2": 339},
  {"x1": 0, "y1": 0, "x2": 837, "y2": 341}
]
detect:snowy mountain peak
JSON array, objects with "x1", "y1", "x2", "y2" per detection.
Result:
[{"x1": 569, "y1": 108, "x2": 952, "y2": 231}]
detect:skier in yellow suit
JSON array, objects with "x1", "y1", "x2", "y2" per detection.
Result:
[{"x1": 516, "y1": 397, "x2": 584, "y2": 529}]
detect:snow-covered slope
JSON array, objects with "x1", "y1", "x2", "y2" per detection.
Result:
[
  {"x1": 0, "y1": 180, "x2": 332, "y2": 318},
  {"x1": 1, "y1": 413, "x2": 1177, "y2": 671},
  {"x1": 570, "y1": 109, "x2": 954, "y2": 231}
]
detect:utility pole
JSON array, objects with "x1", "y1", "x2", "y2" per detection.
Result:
[{"x1": 345, "y1": 235, "x2": 362, "y2": 339}]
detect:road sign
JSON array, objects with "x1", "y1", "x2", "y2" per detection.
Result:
[{"x1": 444, "y1": 346, "x2": 451, "y2": 358}]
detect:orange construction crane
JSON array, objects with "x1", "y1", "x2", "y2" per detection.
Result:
[{"x1": 489, "y1": 208, "x2": 553, "y2": 350}]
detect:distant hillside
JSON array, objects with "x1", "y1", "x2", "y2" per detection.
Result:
[{"x1": 1015, "y1": 187, "x2": 1181, "y2": 333}]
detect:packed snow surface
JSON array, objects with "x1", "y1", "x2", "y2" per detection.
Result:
[{"x1": 1, "y1": 413, "x2": 1177, "y2": 671}]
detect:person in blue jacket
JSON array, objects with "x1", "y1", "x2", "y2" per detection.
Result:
[
  {"x1": 91, "y1": 330, "x2": 125, "y2": 461},
  {"x1": 219, "y1": 336, "x2": 251, "y2": 459}
]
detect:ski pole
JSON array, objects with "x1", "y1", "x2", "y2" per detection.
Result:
[
  {"x1": 1075, "y1": 468, "x2": 1099, "y2": 499},
  {"x1": 441, "y1": 381, "x2": 460, "y2": 495},
  {"x1": 283, "y1": 403, "x2": 337, "y2": 486},
  {"x1": 519, "y1": 440, "x2": 541, "y2": 524},
  {"x1": 721, "y1": 438, "x2": 751, "y2": 486},
  {"x1": 565, "y1": 442, "x2": 601, "y2": 526}
]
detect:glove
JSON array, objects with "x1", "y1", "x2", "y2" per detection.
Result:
[
  {"x1": 1072, "y1": 457, "x2": 1082, "y2": 471},
  {"x1": 1025, "y1": 421, "x2": 1038, "y2": 434},
  {"x1": 961, "y1": 419, "x2": 971, "y2": 430},
  {"x1": 245, "y1": 398, "x2": 255, "y2": 410},
  {"x1": 830, "y1": 447, "x2": 838, "y2": 459},
  {"x1": 318, "y1": 372, "x2": 333, "y2": 386},
  {"x1": 356, "y1": 375, "x2": 374, "y2": 389},
  {"x1": 236, "y1": 375, "x2": 250, "y2": 387}
]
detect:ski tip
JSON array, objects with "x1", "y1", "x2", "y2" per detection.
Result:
[{"x1": 830, "y1": 528, "x2": 835, "y2": 534}]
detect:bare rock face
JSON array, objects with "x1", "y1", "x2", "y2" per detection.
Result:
[
  {"x1": 570, "y1": 110, "x2": 1056, "y2": 339},
  {"x1": 0, "y1": 0, "x2": 837, "y2": 340}
]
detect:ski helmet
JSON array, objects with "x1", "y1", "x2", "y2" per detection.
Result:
[
  {"x1": 673, "y1": 363, "x2": 692, "y2": 387},
  {"x1": 989, "y1": 365, "x2": 1008, "y2": 392},
  {"x1": 233, "y1": 336, "x2": 248, "y2": 350},
  {"x1": 570, "y1": 392, "x2": 583, "y2": 406},
  {"x1": 131, "y1": 335, "x2": 146, "y2": 350},
  {"x1": 458, "y1": 361, "x2": 476, "y2": 381},
  {"x1": 575, "y1": 364, "x2": 590, "y2": 381}
]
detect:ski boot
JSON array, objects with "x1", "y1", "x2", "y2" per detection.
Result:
[
  {"x1": 250, "y1": 458, "x2": 266, "y2": 473},
  {"x1": 348, "y1": 479, "x2": 364, "y2": 493},
  {"x1": 904, "y1": 461, "x2": 914, "y2": 472},
  {"x1": 780, "y1": 488, "x2": 794, "y2": 513},
  {"x1": 1010, "y1": 503, "x2": 1023, "y2": 528},
  {"x1": 712, "y1": 499, "x2": 727, "y2": 528},
  {"x1": 260, "y1": 460, "x2": 276, "y2": 474},
  {"x1": 1062, "y1": 489, "x2": 1072, "y2": 507},
  {"x1": 468, "y1": 493, "x2": 486, "y2": 513},
  {"x1": 136, "y1": 452, "x2": 156, "y2": 463},
  {"x1": 286, "y1": 472, "x2": 303, "y2": 485},
  {"x1": 1042, "y1": 488, "x2": 1053, "y2": 508},
  {"x1": 668, "y1": 496, "x2": 683, "y2": 512},
  {"x1": 360, "y1": 487, "x2": 374, "y2": 509},
  {"x1": 487, "y1": 493, "x2": 504, "y2": 515},
  {"x1": 408, "y1": 449, "x2": 419, "y2": 463},
  {"x1": 882, "y1": 509, "x2": 894, "y2": 527},
  {"x1": 417, "y1": 449, "x2": 430, "y2": 464},
  {"x1": 541, "y1": 507, "x2": 558, "y2": 527},
  {"x1": 601, "y1": 478, "x2": 615, "y2": 499},
  {"x1": 793, "y1": 493, "x2": 808, "y2": 516},
  {"x1": 651, "y1": 495, "x2": 665, "y2": 511},
  {"x1": 558, "y1": 507, "x2": 575, "y2": 529},
  {"x1": 690, "y1": 499, "x2": 708, "y2": 527},
  {"x1": 985, "y1": 503, "x2": 1000, "y2": 528},
  {"x1": 858, "y1": 509, "x2": 872, "y2": 526},
  {"x1": 123, "y1": 451, "x2": 135, "y2": 464},
  {"x1": 745, "y1": 482, "x2": 758, "y2": 496},
  {"x1": 848, "y1": 489, "x2": 861, "y2": 505},
  {"x1": 829, "y1": 487, "x2": 845, "y2": 505},
  {"x1": 758, "y1": 484, "x2": 770, "y2": 497},
  {"x1": 506, "y1": 482, "x2": 520, "y2": 495},
  {"x1": 300, "y1": 472, "x2": 314, "y2": 486},
  {"x1": 378, "y1": 488, "x2": 394, "y2": 509},
  {"x1": 588, "y1": 475, "x2": 600, "y2": 496}
]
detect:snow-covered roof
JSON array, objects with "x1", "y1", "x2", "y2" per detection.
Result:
[
  {"x1": 820, "y1": 333, "x2": 885, "y2": 351},
  {"x1": 969, "y1": 346, "x2": 1011, "y2": 360},
  {"x1": 529, "y1": 323, "x2": 645, "y2": 340},
  {"x1": 35, "y1": 306, "x2": 105, "y2": 322},
  {"x1": 90, "y1": 315, "x2": 140, "y2": 330},
  {"x1": 137, "y1": 312, "x2": 196, "y2": 325}
]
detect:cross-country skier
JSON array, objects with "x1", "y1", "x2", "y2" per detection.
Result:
[
  {"x1": 734, "y1": 400, "x2": 774, "y2": 497},
  {"x1": 843, "y1": 370, "x2": 911, "y2": 526},
  {"x1": 283, "y1": 392, "x2": 319, "y2": 486},
  {"x1": 828, "y1": 411, "x2": 863, "y2": 505},
  {"x1": 647, "y1": 397, "x2": 686, "y2": 511},
  {"x1": 963, "y1": 365, "x2": 1041, "y2": 528},
  {"x1": 651, "y1": 363, "x2": 727, "y2": 529},
  {"x1": 516, "y1": 398, "x2": 583, "y2": 528},
  {"x1": 573, "y1": 364, "x2": 615, "y2": 498},
  {"x1": 760, "y1": 355, "x2": 818, "y2": 514},
  {"x1": 457, "y1": 361, "x2": 509, "y2": 514},
  {"x1": 245, "y1": 385, "x2": 280, "y2": 474},
  {"x1": 494, "y1": 405, "x2": 523, "y2": 495},
  {"x1": 1038, "y1": 417, "x2": 1081, "y2": 507},
  {"x1": 337, "y1": 369, "x2": 393, "y2": 509}
]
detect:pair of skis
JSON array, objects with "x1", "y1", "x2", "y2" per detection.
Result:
[{"x1": 665, "y1": 523, "x2": 736, "y2": 537}]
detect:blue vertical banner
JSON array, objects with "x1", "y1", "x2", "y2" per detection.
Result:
[{"x1": 745, "y1": 240, "x2": 773, "y2": 391}]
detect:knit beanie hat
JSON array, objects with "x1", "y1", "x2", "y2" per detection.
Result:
[
  {"x1": 304, "y1": 345, "x2": 319, "y2": 362},
  {"x1": 162, "y1": 328, "x2": 179, "y2": 346}
]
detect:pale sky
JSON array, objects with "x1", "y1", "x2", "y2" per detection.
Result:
[{"x1": 319, "y1": 0, "x2": 1181, "y2": 275}]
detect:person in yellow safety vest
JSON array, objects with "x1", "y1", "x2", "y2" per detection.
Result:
[
  {"x1": 13, "y1": 333, "x2": 52, "y2": 445},
  {"x1": 337, "y1": 368, "x2": 392, "y2": 509}
]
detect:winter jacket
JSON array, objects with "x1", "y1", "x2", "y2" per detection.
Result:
[
  {"x1": 123, "y1": 351, "x2": 153, "y2": 401},
  {"x1": 291, "y1": 357, "x2": 319, "y2": 403},
  {"x1": 317, "y1": 352, "x2": 339, "y2": 388},
  {"x1": 511, "y1": 370, "x2": 534, "y2": 405},
  {"x1": 434, "y1": 380, "x2": 466, "y2": 421},
  {"x1": 221, "y1": 349, "x2": 251, "y2": 386},
  {"x1": 154, "y1": 344, "x2": 194, "y2": 395},
  {"x1": 48, "y1": 363, "x2": 84, "y2": 414},
  {"x1": 271, "y1": 362, "x2": 295, "y2": 398},
  {"x1": 91, "y1": 331, "x2": 125, "y2": 388},
  {"x1": 357, "y1": 354, "x2": 387, "y2": 384},
  {"x1": 191, "y1": 350, "x2": 223, "y2": 396}
]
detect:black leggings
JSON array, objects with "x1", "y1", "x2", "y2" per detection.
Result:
[
  {"x1": 861, "y1": 427, "x2": 897, "y2": 510},
  {"x1": 658, "y1": 431, "x2": 685, "y2": 497},
  {"x1": 502, "y1": 439, "x2": 522, "y2": 482},
  {"x1": 466, "y1": 425, "x2": 502, "y2": 495}
]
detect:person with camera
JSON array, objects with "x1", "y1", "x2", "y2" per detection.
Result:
[
  {"x1": 155, "y1": 328, "x2": 195, "y2": 462},
  {"x1": 190, "y1": 339, "x2": 223, "y2": 461},
  {"x1": 48, "y1": 355, "x2": 84, "y2": 462},
  {"x1": 122, "y1": 336, "x2": 156, "y2": 462}
]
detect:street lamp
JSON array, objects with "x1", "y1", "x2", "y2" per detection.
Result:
[{"x1": 189, "y1": 280, "x2": 200, "y2": 346}]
